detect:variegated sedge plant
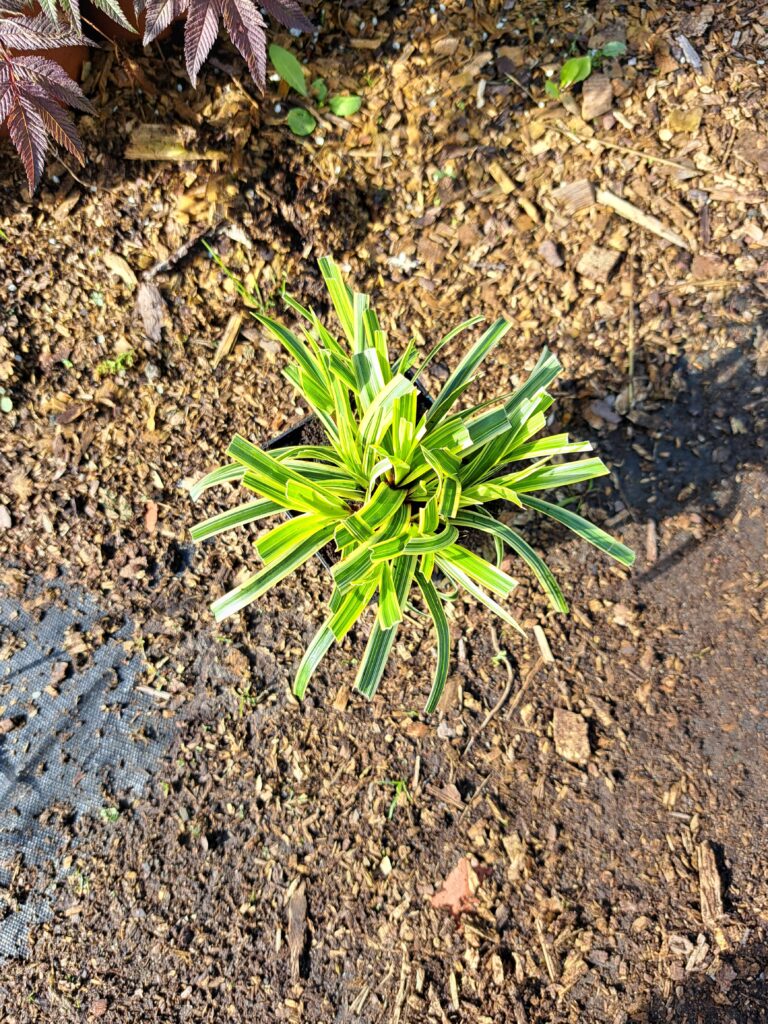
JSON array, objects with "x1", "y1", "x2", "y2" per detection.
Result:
[{"x1": 191, "y1": 258, "x2": 634, "y2": 712}]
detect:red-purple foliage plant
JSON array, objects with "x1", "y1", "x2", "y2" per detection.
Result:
[{"x1": 0, "y1": 0, "x2": 312, "y2": 190}]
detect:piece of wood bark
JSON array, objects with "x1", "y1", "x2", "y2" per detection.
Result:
[
  {"x1": 287, "y1": 881, "x2": 307, "y2": 982},
  {"x1": 538, "y1": 239, "x2": 564, "y2": 268},
  {"x1": 212, "y1": 312, "x2": 243, "y2": 368},
  {"x1": 576, "y1": 244, "x2": 622, "y2": 282},
  {"x1": 551, "y1": 179, "x2": 596, "y2": 216},
  {"x1": 553, "y1": 708, "x2": 590, "y2": 764},
  {"x1": 596, "y1": 188, "x2": 691, "y2": 249},
  {"x1": 581, "y1": 73, "x2": 613, "y2": 121},
  {"x1": 697, "y1": 841, "x2": 724, "y2": 930}
]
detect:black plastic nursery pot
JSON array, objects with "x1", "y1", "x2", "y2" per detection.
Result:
[{"x1": 262, "y1": 378, "x2": 434, "y2": 572}]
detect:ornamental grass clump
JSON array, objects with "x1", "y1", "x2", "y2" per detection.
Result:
[{"x1": 191, "y1": 258, "x2": 634, "y2": 711}]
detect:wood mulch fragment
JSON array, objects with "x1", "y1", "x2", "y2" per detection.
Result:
[
  {"x1": 212, "y1": 312, "x2": 244, "y2": 369},
  {"x1": 697, "y1": 841, "x2": 724, "y2": 930},
  {"x1": 550, "y1": 179, "x2": 595, "y2": 216},
  {"x1": 581, "y1": 73, "x2": 613, "y2": 121},
  {"x1": 575, "y1": 245, "x2": 622, "y2": 282},
  {"x1": 286, "y1": 880, "x2": 307, "y2": 983},
  {"x1": 596, "y1": 188, "x2": 691, "y2": 249},
  {"x1": 552, "y1": 708, "x2": 590, "y2": 764}
]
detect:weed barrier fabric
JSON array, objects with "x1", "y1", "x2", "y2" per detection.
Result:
[{"x1": 0, "y1": 576, "x2": 173, "y2": 959}]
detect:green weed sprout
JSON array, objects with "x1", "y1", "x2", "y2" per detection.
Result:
[{"x1": 191, "y1": 258, "x2": 634, "y2": 712}]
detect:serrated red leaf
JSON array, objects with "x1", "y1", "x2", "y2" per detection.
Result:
[
  {"x1": 4, "y1": 55, "x2": 94, "y2": 112},
  {"x1": 143, "y1": 0, "x2": 187, "y2": 43},
  {"x1": 260, "y1": 0, "x2": 311, "y2": 33},
  {"x1": 0, "y1": 82, "x2": 12, "y2": 125},
  {"x1": 220, "y1": 0, "x2": 265, "y2": 86},
  {"x1": 184, "y1": 0, "x2": 221, "y2": 85},
  {"x1": 27, "y1": 85, "x2": 86, "y2": 163},
  {"x1": 6, "y1": 91, "x2": 48, "y2": 192},
  {"x1": 0, "y1": 51, "x2": 88, "y2": 191},
  {"x1": 0, "y1": 12, "x2": 85, "y2": 49}
]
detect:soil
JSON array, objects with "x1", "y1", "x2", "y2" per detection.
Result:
[{"x1": 1, "y1": 1, "x2": 768, "y2": 1022}]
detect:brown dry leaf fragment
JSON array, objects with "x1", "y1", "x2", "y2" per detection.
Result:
[
  {"x1": 0, "y1": 718, "x2": 15, "y2": 735},
  {"x1": 135, "y1": 283, "x2": 168, "y2": 344},
  {"x1": 287, "y1": 880, "x2": 307, "y2": 983},
  {"x1": 430, "y1": 857, "x2": 487, "y2": 917},
  {"x1": 103, "y1": 253, "x2": 138, "y2": 291},
  {"x1": 145, "y1": 501, "x2": 158, "y2": 533}
]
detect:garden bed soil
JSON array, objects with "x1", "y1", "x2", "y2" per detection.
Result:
[{"x1": 1, "y1": 1, "x2": 767, "y2": 1022}]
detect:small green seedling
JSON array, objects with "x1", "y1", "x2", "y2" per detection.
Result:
[
  {"x1": 544, "y1": 40, "x2": 627, "y2": 99},
  {"x1": 100, "y1": 806, "x2": 120, "y2": 823},
  {"x1": 269, "y1": 44, "x2": 362, "y2": 137},
  {"x1": 383, "y1": 779, "x2": 412, "y2": 820},
  {"x1": 95, "y1": 350, "x2": 134, "y2": 378},
  {"x1": 191, "y1": 257, "x2": 634, "y2": 711}
]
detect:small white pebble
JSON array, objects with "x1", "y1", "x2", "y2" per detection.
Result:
[
  {"x1": 274, "y1": 103, "x2": 282, "y2": 113},
  {"x1": 176, "y1": 84, "x2": 183, "y2": 92},
  {"x1": 289, "y1": 27, "x2": 301, "y2": 37}
]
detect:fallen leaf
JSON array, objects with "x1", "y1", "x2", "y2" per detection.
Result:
[{"x1": 430, "y1": 857, "x2": 488, "y2": 917}]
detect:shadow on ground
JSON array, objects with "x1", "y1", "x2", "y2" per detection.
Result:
[
  {"x1": 638, "y1": 935, "x2": 768, "y2": 1023},
  {"x1": 564, "y1": 334, "x2": 766, "y2": 581}
]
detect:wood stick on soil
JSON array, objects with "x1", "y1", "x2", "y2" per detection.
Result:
[
  {"x1": 554, "y1": 122, "x2": 700, "y2": 175},
  {"x1": 535, "y1": 918, "x2": 559, "y2": 982},
  {"x1": 463, "y1": 643, "x2": 544, "y2": 758},
  {"x1": 390, "y1": 946, "x2": 410, "y2": 1024},
  {"x1": 596, "y1": 188, "x2": 691, "y2": 250},
  {"x1": 627, "y1": 247, "x2": 637, "y2": 408}
]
